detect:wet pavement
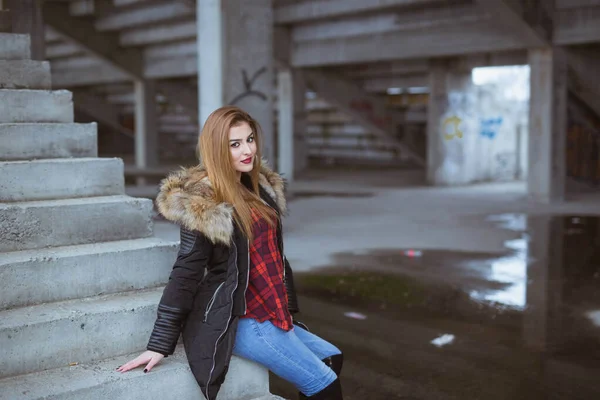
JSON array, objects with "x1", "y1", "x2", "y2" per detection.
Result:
[{"x1": 270, "y1": 214, "x2": 600, "y2": 400}]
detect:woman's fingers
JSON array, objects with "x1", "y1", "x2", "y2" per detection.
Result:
[
  {"x1": 116, "y1": 354, "x2": 149, "y2": 373},
  {"x1": 143, "y1": 354, "x2": 164, "y2": 373}
]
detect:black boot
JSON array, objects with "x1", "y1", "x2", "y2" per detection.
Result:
[
  {"x1": 323, "y1": 353, "x2": 343, "y2": 376},
  {"x1": 305, "y1": 378, "x2": 343, "y2": 399},
  {"x1": 299, "y1": 354, "x2": 344, "y2": 399}
]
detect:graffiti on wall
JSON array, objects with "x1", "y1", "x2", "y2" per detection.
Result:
[
  {"x1": 228, "y1": 67, "x2": 268, "y2": 105},
  {"x1": 442, "y1": 116, "x2": 463, "y2": 140},
  {"x1": 480, "y1": 117, "x2": 503, "y2": 139}
]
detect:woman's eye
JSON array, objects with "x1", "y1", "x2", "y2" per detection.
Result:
[
  {"x1": 231, "y1": 143, "x2": 239, "y2": 148},
  {"x1": 248, "y1": 136, "x2": 254, "y2": 142}
]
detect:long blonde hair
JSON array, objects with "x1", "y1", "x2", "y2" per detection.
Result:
[{"x1": 198, "y1": 106, "x2": 278, "y2": 241}]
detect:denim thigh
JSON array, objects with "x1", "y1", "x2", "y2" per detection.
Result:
[
  {"x1": 232, "y1": 319, "x2": 337, "y2": 396},
  {"x1": 293, "y1": 324, "x2": 341, "y2": 360}
]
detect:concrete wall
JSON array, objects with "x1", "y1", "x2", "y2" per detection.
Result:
[{"x1": 428, "y1": 66, "x2": 528, "y2": 186}]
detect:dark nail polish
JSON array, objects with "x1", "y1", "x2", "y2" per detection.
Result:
[{"x1": 143, "y1": 369, "x2": 148, "y2": 373}]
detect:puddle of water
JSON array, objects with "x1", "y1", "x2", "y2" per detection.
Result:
[{"x1": 293, "y1": 214, "x2": 600, "y2": 399}]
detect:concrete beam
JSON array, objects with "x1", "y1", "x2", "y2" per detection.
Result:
[
  {"x1": 95, "y1": 2, "x2": 192, "y2": 31},
  {"x1": 275, "y1": 0, "x2": 441, "y2": 24},
  {"x1": 475, "y1": 0, "x2": 551, "y2": 47},
  {"x1": 555, "y1": 6, "x2": 600, "y2": 45},
  {"x1": 43, "y1": 1, "x2": 143, "y2": 78},
  {"x1": 72, "y1": 90, "x2": 133, "y2": 137},
  {"x1": 51, "y1": 55, "x2": 199, "y2": 87},
  {"x1": 144, "y1": 40, "x2": 196, "y2": 59},
  {"x1": 304, "y1": 68, "x2": 424, "y2": 166},
  {"x1": 341, "y1": 60, "x2": 429, "y2": 79},
  {"x1": 291, "y1": 3, "x2": 485, "y2": 42},
  {"x1": 291, "y1": 19, "x2": 526, "y2": 67},
  {"x1": 120, "y1": 19, "x2": 195, "y2": 46},
  {"x1": 361, "y1": 75, "x2": 429, "y2": 93}
]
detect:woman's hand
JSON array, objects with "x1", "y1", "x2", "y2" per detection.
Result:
[{"x1": 116, "y1": 350, "x2": 165, "y2": 373}]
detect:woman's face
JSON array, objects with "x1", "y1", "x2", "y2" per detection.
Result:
[{"x1": 229, "y1": 122, "x2": 257, "y2": 175}]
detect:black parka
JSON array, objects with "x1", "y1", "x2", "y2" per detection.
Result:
[{"x1": 146, "y1": 164, "x2": 299, "y2": 400}]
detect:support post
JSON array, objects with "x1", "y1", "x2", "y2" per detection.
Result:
[
  {"x1": 528, "y1": 48, "x2": 568, "y2": 203},
  {"x1": 134, "y1": 79, "x2": 158, "y2": 185}
]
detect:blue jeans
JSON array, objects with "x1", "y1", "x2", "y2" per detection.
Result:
[{"x1": 232, "y1": 318, "x2": 341, "y2": 396}]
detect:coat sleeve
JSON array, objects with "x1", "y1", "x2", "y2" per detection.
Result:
[
  {"x1": 147, "y1": 226, "x2": 213, "y2": 356},
  {"x1": 284, "y1": 257, "x2": 300, "y2": 314}
]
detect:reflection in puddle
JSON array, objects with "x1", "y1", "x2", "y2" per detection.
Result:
[{"x1": 470, "y1": 239, "x2": 527, "y2": 310}]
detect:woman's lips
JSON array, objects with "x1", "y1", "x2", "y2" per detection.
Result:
[{"x1": 241, "y1": 157, "x2": 252, "y2": 164}]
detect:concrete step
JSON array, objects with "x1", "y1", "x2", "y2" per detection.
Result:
[
  {"x1": 0, "y1": 346, "x2": 279, "y2": 400},
  {"x1": 0, "y1": 33, "x2": 30, "y2": 60},
  {"x1": 0, "y1": 158, "x2": 125, "y2": 202},
  {"x1": 0, "y1": 60, "x2": 51, "y2": 89},
  {"x1": 0, "y1": 89, "x2": 73, "y2": 123},
  {"x1": 0, "y1": 123, "x2": 97, "y2": 161},
  {"x1": 0, "y1": 195, "x2": 153, "y2": 252},
  {"x1": 0, "y1": 288, "x2": 163, "y2": 377},
  {"x1": 0, "y1": 237, "x2": 178, "y2": 310}
]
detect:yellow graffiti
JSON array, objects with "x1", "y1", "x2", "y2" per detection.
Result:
[{"x1": 442, "y1": 116, "x2": 463, "y2": 140}]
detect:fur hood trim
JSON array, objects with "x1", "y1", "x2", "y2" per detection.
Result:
[{"x1": 156, "y1": 162, "x2": 287, "y2": 245}]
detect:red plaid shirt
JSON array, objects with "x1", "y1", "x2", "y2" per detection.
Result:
[{"x1": 240, "y1": 209, "x2": 293, "y2": 331}]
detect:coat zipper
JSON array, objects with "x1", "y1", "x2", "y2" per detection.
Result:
[
  {"x1": 203, "y1": 282, "x2": 225, "y2": 323},
  {"x1": 243, "y1": 238, "x2": 250, "y2": 314},
  {"x1": 205, "y1": 240, "x2": 239, "y2": 400}
]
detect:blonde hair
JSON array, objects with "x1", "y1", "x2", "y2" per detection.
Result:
[{"x1": 198, "y1": 106, "x2": 277, "y2": 241}]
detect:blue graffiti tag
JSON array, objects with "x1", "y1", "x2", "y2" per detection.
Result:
[{"x1": 480, "y1": 117, "x2": 503, "y2": 139}]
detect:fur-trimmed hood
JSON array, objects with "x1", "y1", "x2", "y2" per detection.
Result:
[{"x1": 156, "y1": 162, "x2": 287, "y2": 245}]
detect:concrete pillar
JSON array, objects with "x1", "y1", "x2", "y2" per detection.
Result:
[
  {"x1": 426, "y1": 60, "x2": 476, "y2": 185},
  {"x1": 293, "y1": 70, "x2": 309, "y2": 175},
  {"x1": 278, "y1": 68, "x2": 294, "y2": 182},
  {"x1": 528, "y1": 48, "x2": 568, "y2": 203},
  {"x1": 277, "y1": 67, "x2": 308, "y2": 181},
  {"x1": 523, "y1": 216, "x2": 564, "y2": 352},
  {"x1": 197, "y1": 0, "x2": 274, "y2": 163},
  {"x1": 134, "y1": 79, "x2": 158, "y2": 183},
  {"x1": 8, "y1": 0, "x2": 44, "y2": 60}
]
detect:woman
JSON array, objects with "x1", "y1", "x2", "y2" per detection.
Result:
[{"x1": 117, "y1": 106, "x2": 344, "y2": 400}]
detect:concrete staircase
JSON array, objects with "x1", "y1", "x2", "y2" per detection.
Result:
[{"x1": 0, "y1": 33, "x2": 282, "y2": 400}]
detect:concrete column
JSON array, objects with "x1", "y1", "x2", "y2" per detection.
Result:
[
  {"x1": 8, "y1": 0, "x2": 44, "y2": 60},
  {"x1": 278, "y1": 69, "x2": 294, "y2": 182},
  {"x1": 277, "y1": 67, "x2": 308, "y2": 181},
  {"x1": 134, "y1": 79, "x2": 158, "y2": 182},
  {"x1": 528, "y1": 48, "x2": 568, "y2": 203},
  {"x1": 197, "y1": 0, "x2": 274, "y2": 163},
  {"x1": 197, "y1": 0, "x2": 222, "y2": 126},
  {"x1": 523, "y1": 216, "x2": 564, "y2": 352},
  {"x1": 293, "y1": 70, "x2": 309, "y2": 174},
  {"x1": 426, "y1": 60, "x2": 476, "y2": 185}
]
